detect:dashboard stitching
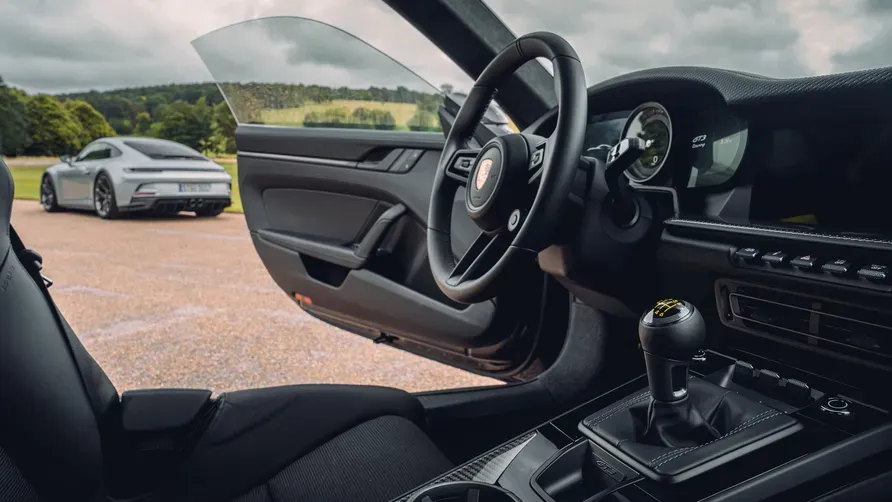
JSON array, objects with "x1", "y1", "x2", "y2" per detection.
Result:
[
  {"x1": 651, "y1": 411, "x2": 781, "y2": 470},
  {"x1": 666, "y1": 218, "x2": 892, "y2": 246}
]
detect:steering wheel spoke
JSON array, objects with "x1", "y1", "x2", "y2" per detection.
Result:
[
  {"x1": 445, "y1": 148, "x2": 480, "y2": 186},
  {"x1": 447, "y1": 231, "x2": 511, "y2": 287}
]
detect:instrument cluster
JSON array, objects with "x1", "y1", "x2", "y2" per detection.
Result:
[{"x1": 583, "y1": 102, "x2": 750, "y2": 191}]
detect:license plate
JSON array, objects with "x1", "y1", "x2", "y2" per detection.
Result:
[{"x1": 179, "y1": 183, "x2": 211, "y2": 193}]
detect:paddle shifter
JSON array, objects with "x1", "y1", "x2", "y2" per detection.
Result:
[{"x1": 638, "y1": 299, "x2": 706, "y2": 403}]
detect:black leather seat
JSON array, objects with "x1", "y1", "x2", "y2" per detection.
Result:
[{"x1": 0, "y1": 157, "x2": 451, "y2": 502}]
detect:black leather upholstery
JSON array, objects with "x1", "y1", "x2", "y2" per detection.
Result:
[
  {"x1": 581, "y1": 378, "x2": 802, "y2": 482},
  {"x1": 0, "y1": 156, "x2": 451, "y2": 501}
]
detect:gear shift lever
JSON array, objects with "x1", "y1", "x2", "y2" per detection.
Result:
[
  {"x1": 580, "y1": 299, "x2": 800, "y2": 481},
  {"x1": 639, "y1": 299, "x2": 706, "y2": 403}
]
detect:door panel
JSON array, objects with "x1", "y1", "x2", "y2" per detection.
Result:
[{"x1": 235, "y1": 125, "x2": 542, "y2": 372}]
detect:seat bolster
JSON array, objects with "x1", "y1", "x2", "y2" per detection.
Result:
[{"x1": 176, "y1": 384, "x2": 426, "y2": 501}]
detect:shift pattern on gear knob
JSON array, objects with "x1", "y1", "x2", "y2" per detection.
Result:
[{"x1": 639, "y1": 299, "x2": 706, "y2": 402}]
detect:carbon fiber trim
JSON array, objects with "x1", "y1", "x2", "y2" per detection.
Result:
[{"x1": 390, "y1": 432, "x2": 537, "y2": 502}]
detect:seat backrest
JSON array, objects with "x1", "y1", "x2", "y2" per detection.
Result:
[{"x1": 0, "y1": 158, "x2": 120, "y2": 501}]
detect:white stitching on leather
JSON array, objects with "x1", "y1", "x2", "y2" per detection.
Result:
[
  {"x1": 646, "y1": 402, "x2": 771, "y2": 466},
  {"x1": 649, "y1": 445, "x2": 697, "y2": 466},
  {"x1": 651, "y1": 411, "x2": 781, "y2": 469},
  {"x1": 587, "y1": 392, "x2": 650, "y2": 428}
]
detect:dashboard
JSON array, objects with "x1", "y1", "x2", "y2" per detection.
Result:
[
  {"x1": 529, "y1": 64, "x2": 892, "y2": 392},
  {"x1": 537, "y1": 71, "x2": 892, "y2": 241}
]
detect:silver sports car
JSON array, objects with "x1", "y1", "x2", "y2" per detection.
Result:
[{"x1": 40, "y1": 137, "x2": 232, "y2": 219}]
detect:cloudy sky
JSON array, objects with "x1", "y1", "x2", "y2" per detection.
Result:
[{"x1": 1, "y1": 0, "x2": 890, "y2": 95}]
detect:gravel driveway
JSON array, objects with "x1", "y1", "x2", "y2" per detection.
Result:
[{"x1": 11, "y1": 201, "x2": 498, "y2": 394}]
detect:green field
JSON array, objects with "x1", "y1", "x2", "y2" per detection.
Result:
[
  {"x1": 260, "y1": 99, "x2": 422, "y2": 129},
  {"x1": 5, "y1": 160, "x2": 243, "y2": 214}
]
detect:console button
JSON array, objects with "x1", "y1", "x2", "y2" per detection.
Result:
[
  {"x1": 734, "y1": 360, "x2": 756, "y2": 382},
  {"x1": 784, "y1": 378, "x2": 812, "y2": 406},
  {"x1": 762, "y1": 251, "x2": 790, "y2": 267},
  {"x1": 820, "y1": 397, "x2": 851, "y2": 416},
  {"x1": 857, "y1": 264, "x2": 889, "y2": 283},
  {"x1": 804, "y1": 395, "x2": 888, "y2": 435},
  {"x1": 757, "y1": 369, "x2": 782, "y2": 392},
  {"x1": 822, "y1": 259, "x2": 852, "y2": 276},
  {"x1": 791, "y1": 255, "x2": 819, "y2": 270},
  {"x1": 735, "y1": 247, "x2": 761, "y2": 262}
]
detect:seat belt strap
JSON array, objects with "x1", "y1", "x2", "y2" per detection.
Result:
[{"x1": 9, "y1": 224, "x2": 111, "y2": 419}]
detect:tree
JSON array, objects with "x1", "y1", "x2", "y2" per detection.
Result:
[
  {"x1": 210, "y1": 101, "x2": 237, "y2": 153},
  {"x1": 407, "y1": 108, "x2": 440, "y2": 132},
  {"x1": 64, "y1": 99, "x2": 116, "y2": 148},
  {"x1": 0, "y1": 77, "x2": 31, "y2": 156},
  {"x1": 25, "y1": 95, "x2": 82, "y2": 155},
  {"x1": 132, "y1": 111, "x2": 152, "y2": 135},
  {"x1": 157, "y1": 99, "x2": 212, "y2": 151}
]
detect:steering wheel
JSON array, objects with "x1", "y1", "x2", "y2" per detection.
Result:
[{"x1": 427, "y1": 32, "x2": 587, "y2": 304}]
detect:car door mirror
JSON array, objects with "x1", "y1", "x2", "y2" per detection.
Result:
[{"x1": 60, "y1": 155, "x2": 73, "y2": 165}]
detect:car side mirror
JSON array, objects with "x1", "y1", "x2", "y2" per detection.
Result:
[{"x1": 60, "y1": 155, "x2": 73, "y2": 165}]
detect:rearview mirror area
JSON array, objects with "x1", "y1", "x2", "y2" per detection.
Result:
[{"x1": 60, "y1": 155, "x2": 73, "y2": 165}]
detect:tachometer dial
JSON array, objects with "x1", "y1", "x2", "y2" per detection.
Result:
[{"x1": 621, "y1": 102, "x2": 672, "y2": 182}]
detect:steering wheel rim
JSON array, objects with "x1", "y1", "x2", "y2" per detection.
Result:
[{"x1": 427, "y1": 32, "x2": 588, "y2": 304}]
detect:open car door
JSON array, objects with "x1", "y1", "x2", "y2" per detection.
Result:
[{"x1": 192, "y1": 17, "x2": 560, "y2": 379}]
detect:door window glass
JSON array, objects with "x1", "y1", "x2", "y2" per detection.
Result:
[
  {"x1": 81, "y1": 147, "x2": 111, "y2": 161},
  {"x1": 192, "y1": 17, "x2": 445, "y2": 133}
]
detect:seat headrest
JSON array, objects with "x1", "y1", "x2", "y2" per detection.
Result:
[{"x1": 0, "y1": 157, "x2": 13, "y2": 260}]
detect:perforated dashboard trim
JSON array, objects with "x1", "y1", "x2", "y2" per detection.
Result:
[{"x1": 588, "y1": 66, "x2": 892, "y2": 106}]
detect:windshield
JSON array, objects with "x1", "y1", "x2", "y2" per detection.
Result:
[
  {"x1": 123, "y1": 140, "x2": 206, "y2": 160},
  {"x1": 483, "y1": 0, "x2": 888, "y2": 83}
]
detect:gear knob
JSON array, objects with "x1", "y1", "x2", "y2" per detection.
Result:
[{"x1": 639, "y1": 299, "x2": 706, "y2": 402}]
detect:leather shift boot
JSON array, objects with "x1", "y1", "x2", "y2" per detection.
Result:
[{"x1": 580, "y1": 377, "x2": 802, "y2": 483}]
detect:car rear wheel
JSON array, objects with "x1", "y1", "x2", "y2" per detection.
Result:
[
  {"x1": 195, "y1": 207, "x2": 225, "y2": 217},
  {"x1": 40, "y1": 176, "x2": 62, "y2": 212},
  {"x1": 93, "y1": 173, "x2": 121, "y2": 219}
]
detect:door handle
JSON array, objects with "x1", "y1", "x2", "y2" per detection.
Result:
[{"x1": 355, "y1": 204, "x2": 406, "y2": 260}]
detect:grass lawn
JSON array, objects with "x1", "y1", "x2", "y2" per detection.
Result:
[
  {"x1": 7, "y1": 165, "x2": 44, "y2": 201},
  {"x1": 4, "y1": 158, "x2": 243, "y2": 214},
  {"x1": 260, "y1": 99, "x2": 422, "y2": 129}
]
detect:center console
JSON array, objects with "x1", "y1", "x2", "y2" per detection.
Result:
[{"x1": 394, "y1": 300, "x2": 892, "y2": 502}]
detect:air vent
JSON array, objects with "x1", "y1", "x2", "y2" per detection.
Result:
[{"x1": 722, "y1": 284, "x2": 892, "y2": 368}]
